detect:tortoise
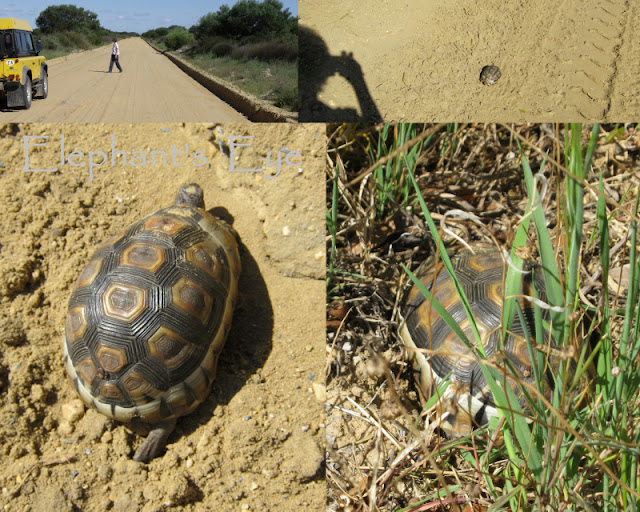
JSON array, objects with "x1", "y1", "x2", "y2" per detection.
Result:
[
  {"x1": 63, "y1": 184, "x2": 241, "y2": 462},
  {"x1": 479, "y1": 65, "x2": 501, "y2": 85},
  {"x1": 398, "y1": 246, "x2": 568, "y2": 436}
]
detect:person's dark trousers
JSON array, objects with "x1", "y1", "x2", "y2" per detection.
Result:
[{"x1": 109, "y1": 55, "x2": 123, "y2": 72}]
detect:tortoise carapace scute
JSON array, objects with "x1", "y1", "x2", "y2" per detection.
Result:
[
  {"x1": 399, "y1": 246, "x2": 566, "y2": 436},
  {"x1": 64, "y1": 184, "x2": 241, "y2": 462}
]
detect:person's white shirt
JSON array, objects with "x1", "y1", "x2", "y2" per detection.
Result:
[{"x1": 112, "y1": 42, "x2": 119, "y2": 56}]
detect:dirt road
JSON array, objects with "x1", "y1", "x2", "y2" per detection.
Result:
[
  {"x1": 2, "y1": 38, "x2": 247, "y2": 122},
  {"x1": 300, "y1": 0, "x2": 639, "y2": 121}
]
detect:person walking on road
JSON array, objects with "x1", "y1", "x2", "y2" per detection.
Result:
[{"x1": 109, "y1": 37, "x2": 123, "y2": 73}]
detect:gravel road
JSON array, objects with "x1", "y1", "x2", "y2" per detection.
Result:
[{"x1": 2, "y1": 38, "x2": 247, "y2": 122}]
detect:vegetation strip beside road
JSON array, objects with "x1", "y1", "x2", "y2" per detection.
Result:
[{"x1": 144, "y1": 40, "x2": 296, "y2": 123}]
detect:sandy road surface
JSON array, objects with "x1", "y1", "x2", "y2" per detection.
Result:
[
  {"x1": 1, "y1": 38, "x2": 247, "y2": 122},
  {"x1": 301, "y1": 0, "x2": 639, "y2": 121}
]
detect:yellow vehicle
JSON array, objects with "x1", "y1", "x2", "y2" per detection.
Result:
[{"x1": 0, "y1": 18, "x2": 48, "y2": 109}]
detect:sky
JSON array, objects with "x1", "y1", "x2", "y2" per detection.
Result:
[{"x1": 0, "y1": 0, "x2": 298, "y2": 34}]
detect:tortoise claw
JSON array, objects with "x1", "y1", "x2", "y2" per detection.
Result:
[{"x1": 132, "y1": 418, "x2": 177, "y2": 463}]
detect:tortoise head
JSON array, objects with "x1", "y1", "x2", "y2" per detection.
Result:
[{"x1": 175, "y1": 184, "x2": 205, "y2": 210}]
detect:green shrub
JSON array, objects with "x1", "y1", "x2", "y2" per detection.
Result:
[
  {"x1": 36, "y1": 5, "x2": 101, "y2": 34},
  {"x1": 212, "y1": 41, "x2": 236, "y2": 57},
  {"x1": 40, "y1": 34, "x2": 59, "y2": 51},
  {"x1": 166, "y1": 28, "x2": 195, "y2": 50},
  {"x1": 55, "y1": 31, "x2": 91, "y2": 50},
  {"x1": 192, "y1": 0, "x2": 296, "y2": 41},
  {"x1": 88, "y1": 32, "x2": 103, "y2": 45},
  {"x1": 231, "y1": 40, "x2": 296, "y2": 62}
]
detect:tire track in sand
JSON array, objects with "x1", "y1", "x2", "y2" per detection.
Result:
[
  {"x1": 548, "y1": 0, "x2": 627, "y2": 119},
  {"x1": 607, "y1": 0, "x2": 639, "y2": 119},
  {"x1": 500, "y1": 0, "x2": 627, "y2": 120}
]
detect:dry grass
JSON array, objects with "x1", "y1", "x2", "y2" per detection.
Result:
[{"x1": 326, "y1": 123, "x2": 640, "y2": 512}]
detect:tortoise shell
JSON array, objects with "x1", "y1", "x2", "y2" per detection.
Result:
[
  {"x1": 63, "y1": 184, "x2": 241, "y2": 461},
  {"x1": 399, "y1": 246, "x2": 562, "y2": 436},
  {"x1": 479, "y1": 65, "x2": 501, "y2": 85}
]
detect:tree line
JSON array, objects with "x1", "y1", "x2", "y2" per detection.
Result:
[{"x1": 142, "y1": 0, "x2": 297, "y2": 59}]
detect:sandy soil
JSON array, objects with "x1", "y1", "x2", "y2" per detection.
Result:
[
  {"x1": 1, "y1": 38, "x2": 247, "y2": 123},
  {"x1": 0, "y1": 122, "x2": 325, "y2": 511},
  {"x1": 300, "y1": 0, "x2": 640, "y2": 121}
]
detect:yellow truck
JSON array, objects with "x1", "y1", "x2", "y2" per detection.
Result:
[{"x1": 0, "y1": 18, "x2": 48, "y2": 109}]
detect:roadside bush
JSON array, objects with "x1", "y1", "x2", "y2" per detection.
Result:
[
  {"x1": 231, "y1": 40, "x2": 297, "y2": 62},
  {"x1": 142, "y1": 27, "x2": 170, "y2": 39},
  {"x1": 166, "y1": 28, "x2": 195, "y2": 50},
  {"x1": 57, "y1": 31, "x2": 92, "y2": 50},
  {"x1": 40, "y1": 34, "x2": 59, "y2": 51},
  {"x1": 194, "y1": 35, "x2": 226, "y2": 53},
  {"x1": 212, "y1": 41, "x2": 236, "y2": 57},
  {"x1": 88, "y1": 32, "x2": 103, "y2": 45}
]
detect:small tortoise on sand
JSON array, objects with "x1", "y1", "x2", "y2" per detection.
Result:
[
  {"x1": 64, "y1": 184, "x2": 241, "y2": 462},
  {"x1": 399, "y1": 246, "x2": 570, "y2": 436},
  {"x1": 479, "y1": 65, "x2": 501, "y2": 85}
]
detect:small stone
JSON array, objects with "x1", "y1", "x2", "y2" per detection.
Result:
[
  {"x1": 113, "y1": 458, "x2": 142, "y2": 475},
  {"x1": 77, "y1": 409, "x2": 108, "y2": 441},
  {"x1": 62, "y1": 399, "x2": 85, "y2": 423},
  {"x1": 261, "y1": 469, "x2": 278, "y2": 479},
  {"x1": 31, "y1": 384, "x2": 47, "y2": 402},
  {"x1": 311, "y1": 383, "x2": 326, "y2": 403},
  {"x1": 113, "y1": 494, "x2": 132, "y2": 512},
  {"x1": 142, "y1": 482, "x2": 160, "y2": 501},
  {"x1": 282, "y1": 226, "x2": 291, "y2": 236},
  {"x1": 57, "y1": 421, "x2": 74, "y2": 436},
  {"x1": 69, "y1": 485, "x2": 84, "y2": 501},
  {"x1": 0, "y1": 317, "x2": 26, "y2": 346},
  {"x1": 97, "y1": 465, "x2": 113, "y2": 483},
  {"x1": 10, "y1": 445, "x2": 27, "y2": 458}
]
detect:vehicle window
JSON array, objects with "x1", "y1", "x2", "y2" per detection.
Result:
[
  {"x1": 14, "y1": 31, "x2": 22, "y2": 54},
  {"x1": 24, "y1": 32, "x2": 34, "y2": 53},
  {"x1": 2, "y1": 31, "x2": 14, "y2": 56},
  {"x1": 16, "y1": 31, "x2": 27, "y2": 55}
]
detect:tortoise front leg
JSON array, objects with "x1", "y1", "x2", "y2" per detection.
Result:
[{"x1": 133, "y1": 418, "x2": 177, "y2": 463}]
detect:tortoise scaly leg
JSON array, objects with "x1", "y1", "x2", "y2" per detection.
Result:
[{"x1": 133, "y1": 418, "x2": 177, "y2": 463}]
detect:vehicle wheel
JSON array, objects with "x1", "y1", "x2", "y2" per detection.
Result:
[
  {"x1": 37, "y1": 68, "x2": 48, "y2": 99},
  {"x1": 22, "y1": 75, "x2": 32, "y2": 109}
]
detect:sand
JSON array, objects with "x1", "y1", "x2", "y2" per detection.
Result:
[{"x1": 300, "y1": 0, "x2": 640, "y2": 121}]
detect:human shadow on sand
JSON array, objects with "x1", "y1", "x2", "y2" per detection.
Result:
[{"x1": 299, "y1": 26, "x2": 381, "y2": 122}]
